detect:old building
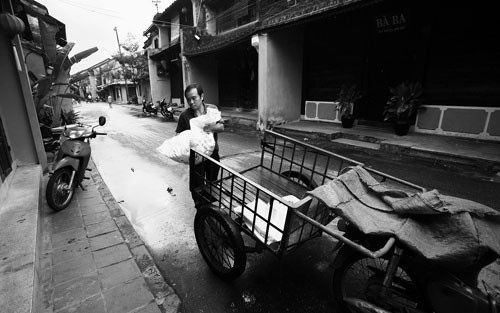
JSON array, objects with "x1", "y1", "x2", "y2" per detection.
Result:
[
  {"x1": 143, "y1": 0, "x2": 193, "y2": 106},
  {"x1": 144, "y1": 0, "x2": 499, "y2": 141},
  {"x1": 71, "y1": 57, "x2": 150, "y2": 104}
]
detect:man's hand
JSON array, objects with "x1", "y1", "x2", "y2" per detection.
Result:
[{"x1": 203, "y1": 122, "x2": 224, "y2": 133}]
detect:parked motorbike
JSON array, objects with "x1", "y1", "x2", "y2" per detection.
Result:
[
  {"x1": 46, "y1": 116, "x2": 107, "y2": 211},
  {"x1": 332, "y1": 218, "x2": 500, "y2": 313},
  {"x1": 158, "y1": 98, "x2": 176, "y2": 119},
  {"x1": 142, "y1": 99, "x2": 158, "y2": 116}
]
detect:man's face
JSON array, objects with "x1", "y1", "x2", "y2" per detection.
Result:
[{"x1": 185, "y1": 88, "x2": 203, "y2": 111}]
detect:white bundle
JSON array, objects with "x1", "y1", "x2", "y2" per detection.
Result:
[{"x1": 157, "y1": 107, "x2": 221, "y2": 164}]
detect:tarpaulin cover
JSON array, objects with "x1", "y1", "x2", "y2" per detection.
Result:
[{"x1": 308, "y1": 166, "x2": 500, "y2": 270}]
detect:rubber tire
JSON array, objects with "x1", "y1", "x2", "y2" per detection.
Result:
[
  {"x1": 332, "y1": 251, "x2": 423, "y2": 313},
  {"x1": 194, "y1": 207, "x2": 246, "y2": 280},
  {"x1": 46, "y1": 168, "x2": 75, "y2": 211},
  {"x1": 281, "y1": 170, "x2": 318, "y2": 189}
]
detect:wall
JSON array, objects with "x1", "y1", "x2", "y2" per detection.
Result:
[
  {"x1": 158, "y1": 25, "x2": 170, "y2": 47},
  {"x1": 88, "y1": 74, "x2": 97, "y2": 98},
  {"x1": 187, "y1": 54, "x2": 219, "y2": 105},
  {"x1": 257, "y1": 26, "x2": 304, "y2": 126},
  {"x1": 147, "y1": 54, "x2": 170, "y2": 103},
  {"x1": 416, "y1": 105, "x2": 500, "y2": 141},
  {"x1": 0, "y1": 33, "x2": 45, "y2": 167}
]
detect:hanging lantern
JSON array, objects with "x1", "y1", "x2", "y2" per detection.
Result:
[{"x1": 0, "y1": 13, "x2": 25, "y2": 38}]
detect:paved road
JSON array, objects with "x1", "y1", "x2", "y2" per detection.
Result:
[
  {"x1": 76, "y1": 102, "x2": 499, "y2": 313},
  {"x1": 76, "y1": 103, "x2": 337, "y2": 313}
]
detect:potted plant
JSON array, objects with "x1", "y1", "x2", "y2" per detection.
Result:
[
  {"x1": 383, "y1": 81, "x2": 423, "y2": 136},
  {"x1": 336, "y1": 84, "x2": 362, "y2": 128}
]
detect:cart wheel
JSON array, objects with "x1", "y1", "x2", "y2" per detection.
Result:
[
  {"x1": 281, "y1": 170, "x2": 318, "y2": 189},
  {"x1": 194, "y1": 207, "x2": 246, "y2": 280},
  {"x1": 332, "y1": 250, "x2": 424, "y2": 313}
]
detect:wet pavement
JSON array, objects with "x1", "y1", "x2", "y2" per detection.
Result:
[
  {"x1": 39, "y1": 158, "x2": 180, "y2": 313},
  {"x1": 68, "y1": 102, "x2": 499, "y2": 313}
]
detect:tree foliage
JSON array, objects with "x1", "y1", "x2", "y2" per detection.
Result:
[{"x1": 111, "y1": 33, "x2": 149, "y2": 83}]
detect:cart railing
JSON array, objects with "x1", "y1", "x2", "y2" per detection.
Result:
[{"x1": 261, "y1": 130, "x2": 426, "y2": 193}]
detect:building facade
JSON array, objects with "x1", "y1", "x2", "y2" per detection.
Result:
[
  {"x1": 145, "y1": 0, "x2": 499, "y2": 141},
  {"x1": 71, "y1": 58, "x2": 150, "y2": 104},
  {"x1": 143, "y1": 0, "x2": 193, "y2": 106}
]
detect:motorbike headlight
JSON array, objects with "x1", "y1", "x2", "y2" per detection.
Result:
[{"x1": 69, "y1": 130, "x2": 85, "y2": 139}]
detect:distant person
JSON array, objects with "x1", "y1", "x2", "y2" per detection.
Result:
[{"x1": 107, "y1": 95, "x2": 112, "y2": 108}]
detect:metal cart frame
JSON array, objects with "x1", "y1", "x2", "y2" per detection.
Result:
[{"x1": 190, "y1": 130, "x2": 424, "y2": 280}]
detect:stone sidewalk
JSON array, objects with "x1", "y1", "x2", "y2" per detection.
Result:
[{"x1": 38, "y1": 159, "x2": 180, "y2": 313}]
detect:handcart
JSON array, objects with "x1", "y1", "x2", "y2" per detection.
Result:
[{"x1": 190, "y1": 130, "x2": 425, "y2": 281}]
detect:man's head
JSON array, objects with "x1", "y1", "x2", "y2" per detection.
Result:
[{"x1": 184, "y1": 83, "x2": 204, "y2": 111}]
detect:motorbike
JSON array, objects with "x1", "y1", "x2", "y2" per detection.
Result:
[
  {"x1": 46, "y1": 116, "x2": 107, "y2": 211},
  {"x1": 158, "y1": 98, "x2": 176, "y2": 119},
  {"x1": 332, "y1": 227, "x2": 500, "y2": 313},
  {"x1": 142, "y1": 99, "x2": 158, "y2": 116}
]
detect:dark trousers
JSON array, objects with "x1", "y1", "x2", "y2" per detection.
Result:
[{"x1": 190, "y1": 150, "x2": 220, "y2": 207}]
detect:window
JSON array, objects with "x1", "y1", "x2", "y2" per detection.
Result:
[{"x1": 0, "y1": 117, "x2": 13, "y2": 181}]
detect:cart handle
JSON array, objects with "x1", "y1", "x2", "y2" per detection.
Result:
[{"x1": 291, "y1": 208, "x2": 396, "y2": 259}]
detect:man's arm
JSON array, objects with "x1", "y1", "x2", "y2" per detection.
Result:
[{"x1": 175, "y1": 112, "x2": 189, "y2": 134}]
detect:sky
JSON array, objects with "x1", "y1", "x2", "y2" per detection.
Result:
[{"x1": 36, "y1": 0, "x2": 175, "y2": 74}]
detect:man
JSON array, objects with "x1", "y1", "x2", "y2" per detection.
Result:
[
  {"x1": 107, "y1": 95, "x2": 112, "y2": 108},
  {"x1": 175, "y1": 83, "x2": 224, "y2": 207}
]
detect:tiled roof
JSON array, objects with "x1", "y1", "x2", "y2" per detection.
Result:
[
  {"x1": 183, "y1": 22, "x2": 258, "y2": 56},
  {"x1": 182, "y1": 0, "x2": 375, "y2": 56},
  {"x1": 149, "y1": 38, "x2": 180, "y2": 59},
  {"x1": 259, "y1": 0, "x2": 365, "y2": 30}
]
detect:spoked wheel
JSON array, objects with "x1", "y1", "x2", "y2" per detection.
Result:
[
  {"x1": 194, "y1": 207, "x2": 246, "y2": 280},
  {"x1": 281, "y1": 170, "x2": 318, "y2": 189},
  {"x1": 333, "y1": 253, "x2": 424, "y2": 313},
  {"x1": 46, "y1": 168, "x2": 75, "y2": 211}
]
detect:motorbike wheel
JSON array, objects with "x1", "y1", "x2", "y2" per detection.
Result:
[
  {"x1": 333, "y1": 252, "x2": 424, "y2": 313},
  {"x1": 194, "y1": 207, "x2": 246, "y2": 280},
  {"x1": 46, "y1": 168, "x2": 75, "y2": 211}
]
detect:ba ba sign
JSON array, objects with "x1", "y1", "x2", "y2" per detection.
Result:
[{"x1": 375, "y1": 10, "x2": 410, "y2": 34}]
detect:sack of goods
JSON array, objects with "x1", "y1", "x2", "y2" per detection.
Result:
[{"x1": 157, "y1": 107, "x2": 222, "y2": 164}]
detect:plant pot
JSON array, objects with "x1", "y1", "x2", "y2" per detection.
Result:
[
  {"x1": 341, "y1": 115, "x2": 355, "y2": 128},
  {"x1": 394, "y1": 121, "x2": 410, "y2": 136}
]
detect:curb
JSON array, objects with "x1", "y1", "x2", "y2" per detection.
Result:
[
  {"x1": 88, "y1": 158, "x2": 181, "y2": 313},
  {"x1": 275, "y1": 128, "x2": 500, "y2": 174}
]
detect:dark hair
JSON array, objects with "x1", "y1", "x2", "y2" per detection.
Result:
[{"x1": 184, "y1": 83, "x2": 204, "y2": 98}]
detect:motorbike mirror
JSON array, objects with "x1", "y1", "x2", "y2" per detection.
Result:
[{"x1": 98, "y1": 116, "x2": 106, "y2": 126}]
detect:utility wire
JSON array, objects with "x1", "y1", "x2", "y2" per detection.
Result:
[
  {"x1": 54, "y1": 0, "x2": 123, "y2": 19},
  {"x1": 152, "y1": 19, "x2": 196, "y2": 28},
  {"x1": 59, "y1": 0, "x2": 119, "y2": 13},
  {"x1": 205, "y1": 1, "x2": 258, "y2": 24}
]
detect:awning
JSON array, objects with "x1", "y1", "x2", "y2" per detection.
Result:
[
  {"x1": 183, "y1": 21, "x2": 258, "y2": 56},
  {"x1": 149, "y1": 39, "x2": 180, "y2": 60},
  {"x1": 258, "y1": 0, "x2": 380, "y2": 31}
]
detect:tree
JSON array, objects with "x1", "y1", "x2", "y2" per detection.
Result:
[{"x1": 111, "y1": 33, "x2": 149, "y2": 101}]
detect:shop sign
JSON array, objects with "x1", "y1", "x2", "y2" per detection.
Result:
[{"x1": 375, "y1": 10, "x2": 409, "y2": 34}]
